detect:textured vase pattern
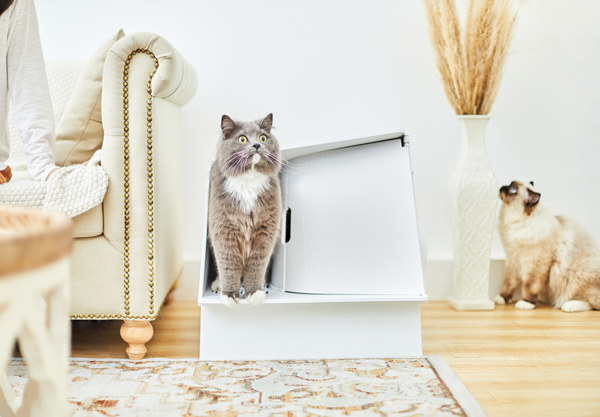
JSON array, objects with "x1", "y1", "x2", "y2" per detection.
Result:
[{"x1": 448, "y1": 116, "x2": 497, "y2": 310}]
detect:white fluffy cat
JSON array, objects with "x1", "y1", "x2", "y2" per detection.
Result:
[{"x1": 495, "y1": 181, "x2": 600, "y2": 312}]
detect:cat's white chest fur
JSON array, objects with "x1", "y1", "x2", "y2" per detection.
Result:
[{"x1": 224, "y1": 164, "x2": 270, "y2": 213}]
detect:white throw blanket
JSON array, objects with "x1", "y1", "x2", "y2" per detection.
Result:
[{"x1": 0, "y1": 151, "x2": 108, "y2": 218}]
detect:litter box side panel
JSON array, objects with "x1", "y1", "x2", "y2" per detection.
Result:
[{"x1": 283, "y1": 138, "x2": 424, "y2": 295}]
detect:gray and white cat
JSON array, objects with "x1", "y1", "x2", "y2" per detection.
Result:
[{"x1": 208, "y1": 113, "x2": 282, "y2": 307}]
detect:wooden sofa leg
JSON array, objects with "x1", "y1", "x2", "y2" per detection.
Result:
[{"x1": 120, "y1": 320, "x2": 153, "y2": 360}]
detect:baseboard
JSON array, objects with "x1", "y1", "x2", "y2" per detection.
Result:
[
  {"x1": 175, "y1": 257, "x2": 506, "y2": 302},
  {"x1": 424, "y1": 258, "x2": 505, "y2": 301}
]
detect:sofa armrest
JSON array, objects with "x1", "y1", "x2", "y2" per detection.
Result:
[
  {"x1": 99, "y1": 32, "x2": 195, "y2": 317},
  {"x1": 108, "y1": 32, "x2": 196, "y2": 106}
]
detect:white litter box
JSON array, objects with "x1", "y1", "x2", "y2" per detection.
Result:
[{"x1": 198, "y1": 131, "x2": 427, "y2": 360}]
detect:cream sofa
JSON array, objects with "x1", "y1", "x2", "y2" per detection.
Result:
[{"x1": 5, "y1": 30, "x2": 196, "y2": 359}]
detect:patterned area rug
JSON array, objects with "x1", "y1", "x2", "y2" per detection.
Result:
[{"x1": 7, "y1": 356, "x2": 485, "y2": 417}]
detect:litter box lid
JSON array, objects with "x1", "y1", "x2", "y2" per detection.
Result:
[{"x1": 270, "y1": 131, "x2": 426, "y2": 297}]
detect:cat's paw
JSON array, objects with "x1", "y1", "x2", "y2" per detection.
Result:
[
  {"x1": 560, "y1": 300, "x2": 591, "y2": 313},
  {"x1": 246, "y1": 290, "x2": 266, "y2": 305},
  {"x1": 515, "y1": 300, "x2": 536, "y2": 310},
  {"x1": 220, "y1": 294, "x2": 238, "y2": 308},
  {"x1": 211, "y1": 278, "x2": 220, "y2": 293},
  {"x1": 493, "y1": 294, "x2": 506, "y2": 305}
]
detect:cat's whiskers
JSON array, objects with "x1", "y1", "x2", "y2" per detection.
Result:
[
  {"x1": 280, "y1": 162, "x2": 298, "y2": 174},
  {"x1": 265, "y1": 151, "x2": 283, "y2": 168},
  {"x1": 266, "y1": 152, "x2": 297, "y2": 174},
  {"x1": 225, "y1": 150, "x2": 244, "y2": 169},
  {"x1": 226, "y1": 150, "x2": 251, "y2": 175},
  {"x1": 263, "y1": 152, "x2": 275, "y2": 168},
  {"x1": 234, "y1": 152, "x2": 251, "y2": 175},
  {"x1": 225, "y1": 149, "x2": 245, "y2": 162},
  {"x1": 231, "y1": 156, "x2": 244, "y2": 175}
]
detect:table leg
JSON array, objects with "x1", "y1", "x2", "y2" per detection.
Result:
[
  {"x1": 0, "y1": 302, "x2": 25, "y2": 416},
  {"x1": 17, "y1": 292, "x2": 69, "y2": 417}
]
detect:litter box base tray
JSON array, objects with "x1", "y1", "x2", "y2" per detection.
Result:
[{"x1": 199, "y1": 291, "x2": 424, "y2": 360}]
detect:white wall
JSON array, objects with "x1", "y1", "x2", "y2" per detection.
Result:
[{"x1": 36, "y1": 1, "x2": 600, "y2": 297}]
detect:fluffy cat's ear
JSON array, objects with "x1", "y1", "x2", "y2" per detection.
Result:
[
  {"x1": 528, "y1": 191, "x2": 541, "y2": 205},
  {"x1": 524, "y1": 190, "x2": 541, "y2": 215},
  {"x1": 259, "y1": 113, "x2": 273, "y2": 132},
  {"x1": 221, "y1": 115, "x2": 238, "y2": 138},
  {"x1": 525, "y1": 190, "x2": 540, "y2": 206}
]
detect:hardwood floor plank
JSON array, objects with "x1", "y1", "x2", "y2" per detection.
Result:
[{"x1": 421, "y1": 302, "x2": 600, "y2": 416}]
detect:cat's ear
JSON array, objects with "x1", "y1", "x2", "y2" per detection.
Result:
[
  {"x1": 525, "y1": 190, "x2": 542, "y2": 210},
  {"x1": 524, "y1": 190, "x2": 541, "y2": 215},
  {"x1": 529, "y1": 181, "x2": 535, "y2": 187},
  {"x1": 221, "y1": 115, "x2": 238, "y2": 138},
  {"x1": 528, "y1": 191, "x2": 540, "y2": 205},
  {"x1": 259, "y1": 113, "x2": 273, "y2": 133}
]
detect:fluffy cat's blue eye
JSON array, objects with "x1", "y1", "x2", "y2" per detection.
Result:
[
  {"x1": 259, "y1": 134, "x2": 268, "y2": 143},
  {"x1": 238, "y1": 135, "x2": 248, "y2": 143},
  {"x1": 509, "y1": 186, "x2": 517, "y2": 194}
]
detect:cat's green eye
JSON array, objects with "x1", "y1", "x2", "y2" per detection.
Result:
[
  {"x1": 259, "y1": 134, "x2": 268, "y2": 143},
  {"x1": 238, "y1": 135, "x2": 248, "y2": 143}
]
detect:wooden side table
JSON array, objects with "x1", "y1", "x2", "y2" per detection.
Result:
[{"x1": 0, "y1": 206, "x2": 73, "y2": 417}]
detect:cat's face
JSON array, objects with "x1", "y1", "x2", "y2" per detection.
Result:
[
  {"x1": 216, "y1": 114, "x2": 281, "y2": 177},
  {"x1": 499, "y1": 180, "x2": 541, "y2": 216}
]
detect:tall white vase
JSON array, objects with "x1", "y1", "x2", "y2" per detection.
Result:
[{"x1": 448, "y1": 115, "x2": 497, "y2": 310}]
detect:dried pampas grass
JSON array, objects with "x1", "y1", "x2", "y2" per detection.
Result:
[{"x1": 424, "y1": 0, "x2": 517, "y2": 115}]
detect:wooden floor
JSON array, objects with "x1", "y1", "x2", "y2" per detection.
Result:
[
  {"x1": 421, "y1": 302, "x2": 600, "y2": 417},
  {"x1": 70, "y1": 300, "x2": 600, "y2": 417}
]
